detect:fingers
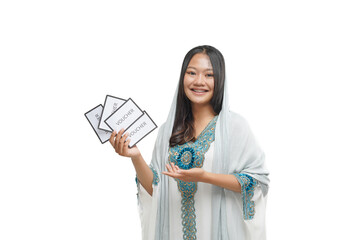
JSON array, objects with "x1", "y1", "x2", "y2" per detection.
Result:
[
  {"x1": 124, "y1": 138, "x2": 131, "y2": 149},
  {"x1": 162, "y1": 164, "x2": 195, "y2": 182},
  {"x1": 110, "y1": 129, "x2": 130, "y2": 156},
  {"x1": 163, "y1": 163, "x2": 182, "y2": 177},
  {"x1": 163, "y1": 165, "x2": 176, "y2": 178},
  {"x1": 114, "y1": 129, "x2": 124, "y2": 151},
  {"x1": 172, "y1": 163, "x2": 179, "y2": 173},
  {"x1": 123, "y1": 138, "x2": 132, "y2": 154},
  {"x1": 166, "y1": 163, "x2": 174, "y2": 173},
  {"x1": 122, "y1": 133, "x2": 130, "y2": 154},
  {"x1": 167, "y1": 163, "x2": 178, "y2": 173}
]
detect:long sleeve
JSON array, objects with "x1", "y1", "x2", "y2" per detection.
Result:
[
  {"x1": 232, "y1": 173, "x2": 258, "y2": 220},
  {"x1": 136, "y1": 165, "x2": 160, "y2": 240},
  {"x1": 220, "y1": 112, "x2": 269, "y2": 239}
]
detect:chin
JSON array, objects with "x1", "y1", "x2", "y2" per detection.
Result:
[{"x1": 188, "y1": 97, "x2": 213, "y2": 106}]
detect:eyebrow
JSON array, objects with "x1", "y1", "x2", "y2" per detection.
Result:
[{"x1": 187, "y1": 66, "x2": 213, "y2": 71}]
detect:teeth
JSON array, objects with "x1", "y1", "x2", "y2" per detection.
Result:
[{"x1": 193, "y1": 89, "x2": 206, "y2": 92}]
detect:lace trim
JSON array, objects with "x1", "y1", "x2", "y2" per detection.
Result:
[
  {"x1": 232, "y1": 173, "x2": 258, "y2": 220},
  {"x1": 168, "y1": 115, "x2": 218, "y2": 240},
  {"x1": 135, "y1": 164, "x2": 160, "y2": 187},
  {"x1": 149, "y1": 164, "x2": 159, "y2": 186}
]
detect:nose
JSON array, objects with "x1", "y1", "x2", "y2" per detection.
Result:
[{"x1": 194, "y1": 73, "x2": 206, "y2": 85}]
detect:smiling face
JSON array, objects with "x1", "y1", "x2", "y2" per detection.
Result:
[{"x1": 183, "y1": 53, "x2": 215, "y2": 108}]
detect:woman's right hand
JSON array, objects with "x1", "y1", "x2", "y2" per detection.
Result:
[{"x1": 109, "y1": 128, "x2": 141, "y2": 158}]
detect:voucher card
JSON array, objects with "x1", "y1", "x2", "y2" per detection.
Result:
[
  {"x1": 84, "y1": 104, "x2": 111, "y2": 144},
  {"x1": 123, "y1": 111, "x2": 157, "y2": 148},
  {"x1": 98, "y1": 95, "x2": 126, "y2": 132},
  {"x1": 104, "y1": 98, "x2": 143, "y2": 133}
]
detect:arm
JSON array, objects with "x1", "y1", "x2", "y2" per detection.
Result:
[
  {"x1": 202, "y1": 172, "x2": 241, "y2": 193},
  {"x1": 109, "y1": 129, "x2": 154, "y2": 196},
  {"x1": 131, "y1": 153, "x2": 154, "y2": 196}
]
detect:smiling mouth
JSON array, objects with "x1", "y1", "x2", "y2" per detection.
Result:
[{"x1": 191, "y1": 89, "x2": 208, "y2": 93}]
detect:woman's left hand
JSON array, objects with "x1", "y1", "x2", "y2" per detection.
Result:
[{"x1": 162, "y1": 162, "x2": 206, "y2": 182}]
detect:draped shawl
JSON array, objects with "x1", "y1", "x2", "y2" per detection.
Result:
[{"x1": 138, "y1": 78, "x2": 270, "y2": 240}]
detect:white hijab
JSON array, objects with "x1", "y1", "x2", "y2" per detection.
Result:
[{"x1": 149, "y1": 77, "x2": 270, "y2": 239}]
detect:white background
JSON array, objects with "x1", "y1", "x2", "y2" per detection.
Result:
[{"x1": 1, "y1": 0, "x2": 359, "y2": 239}]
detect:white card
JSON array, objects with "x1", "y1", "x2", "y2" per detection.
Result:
[
  {"x1": 98, "y1": 95, "x2": 126, "y2": 132},
  {"x1": 104, "y1": 98, "x2": 143, "y2": 132},
  {"x1": 84, "y1": 104, "x2": 111, "y2": 144},
  {"x1": 123, "y1": 111, "x2": 157, "y2": 147}
]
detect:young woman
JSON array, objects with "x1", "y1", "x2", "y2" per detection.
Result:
[{"x1": 109, "y1": 45, "x2": 270, "y2": 240}]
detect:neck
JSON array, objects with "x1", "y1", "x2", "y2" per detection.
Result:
[{"x1": 191, "y1": 103, "x2": 216, "y2": 123}]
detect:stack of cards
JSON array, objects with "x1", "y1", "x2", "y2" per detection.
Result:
[{"x1": 84, "y1": 95, "x2": 157, "y2": 147}]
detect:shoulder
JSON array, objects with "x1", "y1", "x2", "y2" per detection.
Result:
[
  {"x1": 228, "y1": 111, "x2": 251, "y2": 130},
  {"x1": 154, "y1": 121, "x2": 173, "y2": 145},
  {"x1": 223, "y1": 111, "x2": 253, "y2": 141},
  {"x1": 156, "y1": 122, "x2": 169, "y2": 140},
  {"x1": 158, "y1": 122, "x2": 166, "y2": 132},
  {"x1": 229, "y1": 111, "x2": 247, "y2": 123}
]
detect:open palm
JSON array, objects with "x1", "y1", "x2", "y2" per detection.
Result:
[{"x1": 162, "y1": 162, "x2": 206, "y2": 182}]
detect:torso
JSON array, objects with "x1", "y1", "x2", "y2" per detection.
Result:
[{"x1": 167, "y1": 115, "x2": 218, "y2": 240}]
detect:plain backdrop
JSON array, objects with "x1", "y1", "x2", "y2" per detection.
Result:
[{"x1": 1, "y1": 0, "x2": 359, "y2": 239}]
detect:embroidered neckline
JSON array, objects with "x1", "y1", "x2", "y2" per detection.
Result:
[
  {"x1": 168, "y1": 115, "x2": 218, "y2": 240},
  {"x1": 193, "y1": 115, "x2": 218, "y2": 142}
]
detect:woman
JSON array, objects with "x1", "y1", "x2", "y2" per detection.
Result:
[{"x1": 109, "y1": 45, "x2": 270, "y2": 240}]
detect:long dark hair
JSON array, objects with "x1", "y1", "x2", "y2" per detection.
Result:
[{"x1": 169, "y1": 45, "x2": 226, "y2": 147}]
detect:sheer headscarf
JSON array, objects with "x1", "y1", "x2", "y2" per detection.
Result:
[{"x1": 148, "y1": 74, "x2": 270, "y2": 239}]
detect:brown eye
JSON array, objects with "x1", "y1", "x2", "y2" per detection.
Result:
[
  {"x1": 187, "y1": 71, "x2": 196, "y2": 75},
  {"x1": 206, "y1": 73, "x2": 214, "y2": 77}
]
